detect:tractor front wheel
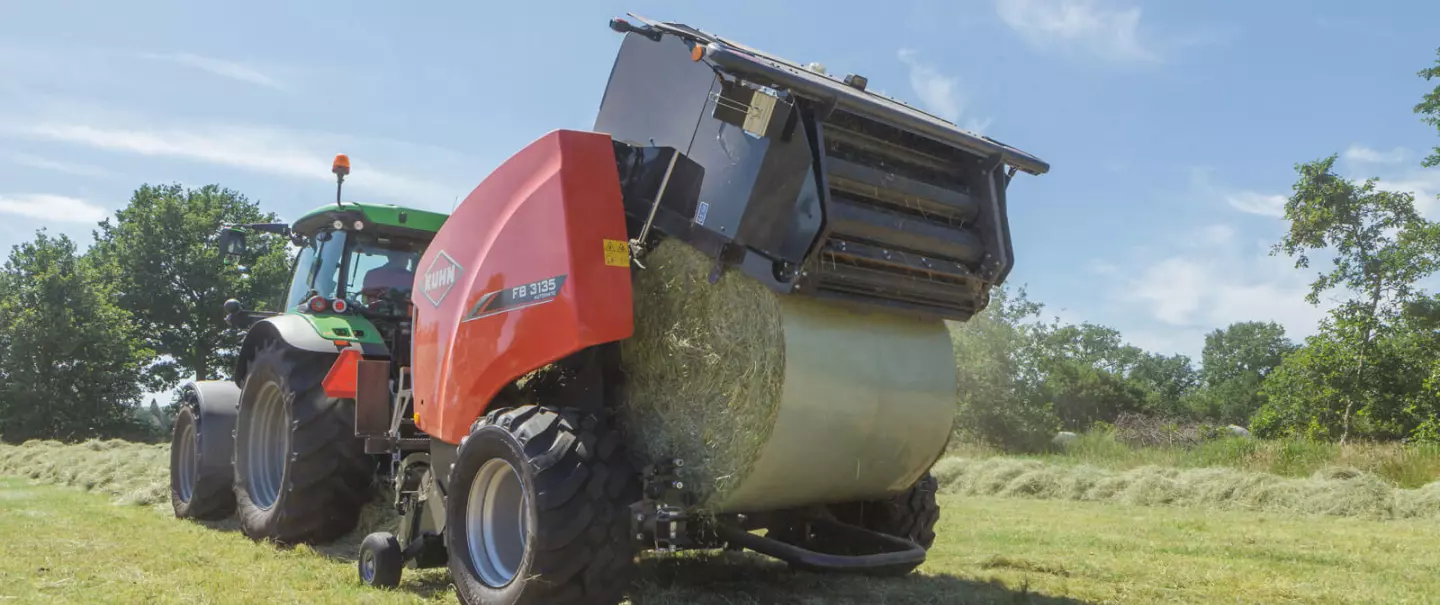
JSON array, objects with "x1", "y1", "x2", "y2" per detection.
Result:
[
  {"x1": 446, "y1": 405, "x2": 640, "y2": 605},
  {"x1": 232, "y1": 339, "x2": 374, "y2": 545}
]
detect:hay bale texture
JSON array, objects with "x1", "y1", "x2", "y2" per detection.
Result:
[{"x1": 618, "y1": 238, "x2": 787, "y2": 509}]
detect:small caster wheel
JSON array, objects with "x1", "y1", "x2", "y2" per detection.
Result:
[{"x1": 359, "y1": 532, "x2": 404, "y2": 589}]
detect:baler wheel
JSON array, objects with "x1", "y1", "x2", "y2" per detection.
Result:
[
  {"x1": 232, "y1": 339, "x2": 374, "y2": 545},
  {"x1": 771, "y1": 473, "x2": 941, "y2": 576},
  {"x1": 169, "y1": 403, "x2": 235, "y2": 520},
  {"x1": 446, "y1": 405, "x2": 640, "y2": 605}
]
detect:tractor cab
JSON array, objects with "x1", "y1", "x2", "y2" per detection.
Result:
[
  {"x1": 217, "y1": 155, "x2": 449, "y2": 362},
  {"x1": 283, "y1": 205, "x2": 437, "y2": 319}
]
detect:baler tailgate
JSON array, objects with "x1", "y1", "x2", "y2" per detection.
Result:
[{"x1": 594, "y1": 17, "x2": 1045, "y2": 322}]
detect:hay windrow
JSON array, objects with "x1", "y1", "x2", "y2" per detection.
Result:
[
  {"x1": 932, "y1": 456, "x2": 1440, "y2": 520},
  {"x1": 0, "y1": 439, "x2": 170, "y2": 507},
  {"x1": 618, "y1": 238, "x2": 786, "y2": 509}
]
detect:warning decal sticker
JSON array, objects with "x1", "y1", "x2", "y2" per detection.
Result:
[{"x1": 603, "y1": 239, "x2": 629, "y2": 267}]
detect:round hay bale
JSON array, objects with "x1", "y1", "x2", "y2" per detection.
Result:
[
  {"x1": 1052, "y1": 431, "x2": 1079, "y2": 446},
  {"x1": 1225, "y1": 425, "x2": 1253, "y2": 439},
  {"x1": 617, "y1": 238, "x2": 786, "y2": 509},
  {"x1": 616, "y1": 239, "x2": 957, "y2": 513}
]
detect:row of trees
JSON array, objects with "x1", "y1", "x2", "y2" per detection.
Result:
[
  {"x1": 953, "y1": 46, "x2": 1440, "y2": 450},
  {"x1": 0, "y1": 185, "x2": 290, "y2": 443},
  {"x1": 949, "y1": 284, "x2": 1297, "y2": 450}
]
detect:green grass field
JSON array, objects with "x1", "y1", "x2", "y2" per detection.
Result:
[{"x1": 5, "y1": 472, "x2": 1440, "y2": 604}]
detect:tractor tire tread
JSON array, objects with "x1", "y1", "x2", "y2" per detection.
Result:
[{"x1": 233, "y1": 339, "x2": 374, "y2": 546}]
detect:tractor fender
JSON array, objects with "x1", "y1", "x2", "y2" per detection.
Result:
[
  {"x1": 181, "y1": 380, "x2": 241, "y2": 479},
  {"x1": 233, "y1": 314, "x2": 389, "y2": 385}
]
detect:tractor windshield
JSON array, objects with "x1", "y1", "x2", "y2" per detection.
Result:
[
  {"x1": 284, "y1": 230, "x2": 347, "y2": 310},
  {"x1": 340, "y1": 232, "x2": 425, "y2": 309},
  {"x1": 283, "y1": 229, "x2": 425, "y2": 314}
]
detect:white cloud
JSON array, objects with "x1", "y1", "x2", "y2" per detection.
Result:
[
  {"x1": 8, "y1": 121, "x2": 464, "y2": 207},
  {"x1": 1343, "y1": 145, "x2": 1407, "y2": 165},
  {"x1": 1, "y1": 151, "x2": 116, "y2": 178},
  {"x1": 0, "y1": 194, "x2": 107, "y2": 223},
  {"x1": 994, "y1": 0, "x2": 1160, "y2": 64},
  {"x1": 1335, "y1": 145, "x2": 1440, "y2": 218},
  {"x1": 1090, "y1": 222, "x2": 1333, "y2": 358},
  {"x1": 1374, "y1": 173, "x2": 1440, "y2": 218},
  {"x1": 1187, "y1": 166, "x2": 1289, "y2": 218},
  {"x1": 137, "y1": 52, "x2": 284, "y2": 91},
  {"x1": 1224, "y1": 190, "x2": 1288, "y2": 217},
  {"x1": 896, "y1": 49, "x2": 991, "y2": 132}
]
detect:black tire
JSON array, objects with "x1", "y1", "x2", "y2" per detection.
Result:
[
  {"x1": 854, "y1": 473, "x2": 941, "y2": 551},
  {"x1": 169, "y1": 404, "x2": 236, "y2": 520},
  {"x1": 446, "y1": 405, "x2": 640, "y2": 605},
  {"x1": 232, "y1": 339, "x2": 374, "y2": 545},
  {"x1": 772, "y1": 473, "x2": 941, "y2": 576},
  {"x1": 359, "y1": 532, "x2": 405, "y2": 589}
]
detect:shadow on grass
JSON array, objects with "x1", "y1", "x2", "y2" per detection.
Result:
[
  {"x1": 182, "y1": 516, "x2": 1088, "y2": 604},
  {"x1": 628, "y1": 550, "x2": 1089, "y2": 605}
]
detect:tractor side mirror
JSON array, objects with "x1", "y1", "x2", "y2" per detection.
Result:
[{"x1": 218, "y1": 227, "x2": 247, "y2": 258}]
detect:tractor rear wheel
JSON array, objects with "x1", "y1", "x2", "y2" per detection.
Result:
[
  {"x1": 169, "y1": 403, "x2": 235, "y2": 520},
  {"x1": 232, "y1": 339, "x2": 374, "y2": 545},
  {"x1": 445, "y1": 405, "x2": 640, "y2": 605}
]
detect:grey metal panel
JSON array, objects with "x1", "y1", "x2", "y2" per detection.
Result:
[
  {"x1": 702, "y1": 44, "x2": 1050, "y2": 175},
  {"x1": 593, "y1": 32, "x2": 715, "y2": 153},
  {"x1": 682, "y1": 78, "x2": 761, "y2": 238},
  {"x1": 708, "y1": 296, "x2": 957, "y2": 514}
]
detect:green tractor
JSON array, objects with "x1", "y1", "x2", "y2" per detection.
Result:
[{"x1": 169, "y1": 156, "x2": 447, "y2": 545}]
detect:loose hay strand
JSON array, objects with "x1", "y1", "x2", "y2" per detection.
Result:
[{"x1": 618, "y1": 238, "x2": 786, "y2": 509}]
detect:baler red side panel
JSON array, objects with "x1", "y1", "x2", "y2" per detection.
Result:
[{"x1": 410, "y1": 130, "x2": 634, "y2": 445}]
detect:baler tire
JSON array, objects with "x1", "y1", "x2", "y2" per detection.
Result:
[
  {"x1": 770, "y1": 473, "x2": 940, "y2": 576},
  {"x1": 859, "y1": 473, "x2": 941, "y2": 551},
  {"x1": 232, "y1": 339, "x2": 374, "y2": 545},
  {"x1": 446, "y1": 405, "x2": 641, "y2": 605},
  {"x1": 169, "y1": 404, "x2": 235, "y2": 520}
]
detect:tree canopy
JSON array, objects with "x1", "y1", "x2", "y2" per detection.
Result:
[
  {"x1": 88, "y1": 183, "x2": 292, "y2": 391},
  {"x1": 0, "y1": 231, "x2": 152, "y2": 443}
]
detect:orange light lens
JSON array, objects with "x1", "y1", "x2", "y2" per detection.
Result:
[
  {"x1": 691, "y1": 44, "x2": 704, "y2": 62},
  {"x1": 332, "y1": 298, "x2": 348, "y2": 313},
  {"x1": 332, "y1": 153, "x2": 351, "y2": 175},
  {"x1": 308, "y1": 296, "x2": 328, "y2": 313}
]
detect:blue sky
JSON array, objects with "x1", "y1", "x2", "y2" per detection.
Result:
[{"x1": 3, "y1": 0, "x2": 1440, "y2": 367}]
